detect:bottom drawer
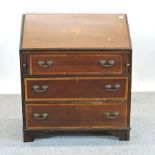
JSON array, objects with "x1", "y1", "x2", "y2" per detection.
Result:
[{"x1": 25, "y1": 103, "x2": 127, "y2": 129}]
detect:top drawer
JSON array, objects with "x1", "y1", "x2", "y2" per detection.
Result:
[{"x1": 28, "y1": 53, "x2": 128, "y2": 75}]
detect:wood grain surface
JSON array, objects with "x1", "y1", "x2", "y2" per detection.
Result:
[
  {"x1": 21, "y1": 14, "x2": 131, "y2": 49},
  {"x1": 25, "y1": 103, "x2": 127, "y2": 129},
  {"x1": 24, "y1": 77, "x2": 128, "y2": 101},
  {"x1": 29, "y1": 53, "x2": 124, "y2": 75}
]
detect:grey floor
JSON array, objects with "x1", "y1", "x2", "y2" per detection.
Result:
[{"x1": 0, "y1": 93, "x2": 155, "y2": 155}]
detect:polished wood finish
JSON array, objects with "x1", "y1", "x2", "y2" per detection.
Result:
[
  {"x1": 21, "y1": 14, "x2": 131, "y2": 50},
  {"x1": 25, "y1": 77, "x2": 128, "y2": 101},
  {"x1": 25, "y1": 103, "x2": 127, "y2": 128},
  {"x1": 20, "y1": 14, "x2": 132, "y2": 142},
  {"x1": 30, "y1": 53, "x2": 124, "y2": 75}
]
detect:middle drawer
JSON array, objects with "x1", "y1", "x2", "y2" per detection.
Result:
[{"x1": 24, "y1": 77, "x2": 128, "y2": 101}]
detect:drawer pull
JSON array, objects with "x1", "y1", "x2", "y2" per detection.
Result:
[
  {"x1": 105, "y1": 84, "x2": 120, "y2": 91},
  {"x1": 33, "y1": 113, "x2": 48, "y2": 120},
  {"x1": 33, "y1": 85, "x2": 48, "y2": 92},
  {"x1": 38, "y1": 60, "x2": 53, "y2": 68},
  {"x1": 104, "y1": 112, "x2": 119, "y2": 119},
  {"x1": 99, "y1": 60, "x2": 115, "y2": 67}
]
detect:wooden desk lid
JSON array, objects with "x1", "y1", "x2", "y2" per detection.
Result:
[{"x1": 21, "y1": 14, "x2": 131, "y2": 50}]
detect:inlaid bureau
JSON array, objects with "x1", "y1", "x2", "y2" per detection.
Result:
[{"x1": 20, "y1": 14, "x2": 132, "y2": 142}]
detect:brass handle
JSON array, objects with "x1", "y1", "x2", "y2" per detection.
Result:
[
  {"x1": 105, "y1": 84, "x2": 120, "y2": 91},
  {"x1": 38, "y1": 60, "x2": 53, "y2": 68},
  {"x1": 99, "y1": 60, "x2": 115, "y2": 67},
  {"x1": 104, "y1": 112, "x2": 119, "y2": 119},
  {"x1": 33, "y1": 85, "x2": 48, "y2": 93},
  {"x1": 33, "y1": 113, "x2": 48, "y2": 120}
]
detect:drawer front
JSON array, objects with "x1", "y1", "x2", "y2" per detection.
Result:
[
  {"x1": 25, "y1": 103, "x2": 127, "y2": 129},
  {"x1": 29, "y1": 53, "x2": 126, "y2": 75},
  {"x1": 25, "y1": 77, "x2": 128, "y2": 101}
]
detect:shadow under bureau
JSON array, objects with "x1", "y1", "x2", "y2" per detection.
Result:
[{"x1": 20, "y1": 14, "x2": 132, "y2": 142}]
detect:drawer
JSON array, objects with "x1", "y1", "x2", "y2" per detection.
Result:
[
  {"x1": 25, "y1": 103, "x2": 127, "y2": 129},
  {"x1": 24, "y1": 77, "x2": 128, "y2": 101},
  {"x1": 29, "y1": 53, "x2": 127, "y2": 75}
]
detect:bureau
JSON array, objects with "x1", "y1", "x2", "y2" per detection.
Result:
[{"x1": 20, "y1": 14, "x2": 132, "y2": 142}]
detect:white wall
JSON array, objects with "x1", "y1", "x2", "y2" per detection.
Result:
[{"x1": 0, "y1": 0, "x2": 155, "y2": 94}]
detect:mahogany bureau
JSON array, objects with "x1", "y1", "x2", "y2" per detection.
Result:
[{"x1": 20, "y1": 14, "x2": 132, "y2": 142}]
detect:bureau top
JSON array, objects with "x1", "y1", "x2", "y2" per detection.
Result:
[{"x1": 20, "y1": 14, "x2": 132, "y2": 50}]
